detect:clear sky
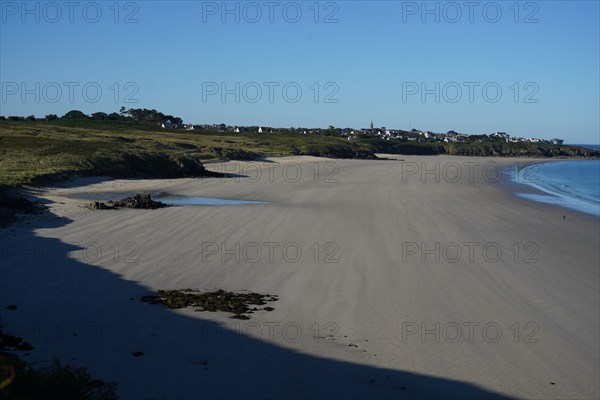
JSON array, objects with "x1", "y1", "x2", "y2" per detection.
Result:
[{"x1": 1, "y1": 0, "x2": 599, "y2": 143}]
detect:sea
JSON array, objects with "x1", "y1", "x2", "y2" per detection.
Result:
[{"x1": 512, "y1": 144, "x2": 600, "y2": 216}]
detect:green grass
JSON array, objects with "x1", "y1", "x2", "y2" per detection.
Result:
[{"x1": 0, "y1": 120, "x2": 371, "y2": 188}]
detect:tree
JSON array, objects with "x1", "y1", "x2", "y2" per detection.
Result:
[
  {"x1": 25, "y1": 115, "x2": 36, "y2": 121},
  {"x1": 107, "y1": 112, "x2": 122, "y2": 120},
  {"x1": 91, "y1": 112, "x2": 108, "y2": 120},
  {"x1": 62, "y1": 110, "x2": 88, "y2": 119},
  {"x1": 45, "y1": 114, "x2": 58, "y2": 121},
  {"x1": 117, "y1": 108, "x2": 184, "y2": 125}
]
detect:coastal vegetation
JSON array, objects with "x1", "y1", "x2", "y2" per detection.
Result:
[
  {"x1": 0, "y1": 355, "x2": 119, "y2": 400},
  {"x1": 1, "y1": 319, "x2": 119, "y2": 400},
  {"x1": 0, "y1": 118, "x2": 371, "y2": 188},
  {"x1": 1, "y1": 117, "x2": 597, "y2": 192}
]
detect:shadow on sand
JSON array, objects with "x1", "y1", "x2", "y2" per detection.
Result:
[{"x1": 0, "y1": 203, "x2": 517, "y2": 400}]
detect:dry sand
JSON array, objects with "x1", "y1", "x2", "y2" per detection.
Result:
[{"x1": 1, "y1": 155, "x2": 598, "y2": 399}]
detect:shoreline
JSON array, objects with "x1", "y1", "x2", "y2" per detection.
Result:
[
  {"x1": 1, "y1": 155, "x2": 598, "y2": 399},
  {"x1": 505, "y1": 159, "x2": 600, "y2": 217}
]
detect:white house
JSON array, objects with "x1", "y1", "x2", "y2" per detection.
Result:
[{"x1": 258, "y1": 127, "x2": 263, "y2": 133}]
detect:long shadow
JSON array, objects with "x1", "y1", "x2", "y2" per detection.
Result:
[{"x1": 0, "y1": 204, "x2": 518, "y2": 400}]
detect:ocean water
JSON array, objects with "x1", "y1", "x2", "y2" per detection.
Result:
[{"x1": 513, "y1": 159, "x2": 600, "y2": 216}]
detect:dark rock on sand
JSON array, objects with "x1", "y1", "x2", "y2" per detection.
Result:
[
  {"x1": 111, "y1": 193, "x2": 167, "y2": 209},
  {"x1": 88, "y1": 201, "x2": 116, "y2": 210},
  {"x1": 88, "y1": 193, "x2": 168, "y2": 210}
]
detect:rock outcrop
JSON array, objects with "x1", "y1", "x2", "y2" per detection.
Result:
[{"x1": 88, "y1": 193, "x2": 167, "y2": 210}]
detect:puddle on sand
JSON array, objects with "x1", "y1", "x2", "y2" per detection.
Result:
[
  {"x1": 154, "y1": 195, "x2": 269, "y2": 206},
  {"x1": 67, "y1": 192, "x2": 269, "y2": 206}
]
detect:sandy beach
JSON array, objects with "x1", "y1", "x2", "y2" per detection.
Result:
[{"x1": 1, "y1": 155, "x2": 598, "y2": 400}]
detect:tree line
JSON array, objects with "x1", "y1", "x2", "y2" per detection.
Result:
[{"x1": 0, "y1": 108, "x2": 184, "y2": 125}]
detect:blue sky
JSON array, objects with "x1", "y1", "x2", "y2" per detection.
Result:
[{"x1": 1, "y1": 0, "x2": 599, "y2": 143}]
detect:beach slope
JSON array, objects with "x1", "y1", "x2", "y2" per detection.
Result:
[{"x1": 1, "y1": 156, "x2": 598, "y2": 399}]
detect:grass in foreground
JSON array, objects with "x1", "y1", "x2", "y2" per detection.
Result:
[
  {"x1": 1, "y1": 318, "x2": 119, "y2": 400},
  {"x1": 0, "y1": 355, "x2": 119, "y2": 400}
]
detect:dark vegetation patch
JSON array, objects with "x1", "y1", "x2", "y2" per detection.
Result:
[
  {"x1": 363, "y1": 137, "x2": 600, "y2": 158},
  {"x1": 0, "y1": 320, "x2": 33, "y2": 353},
  {"x1": 0, "y1": 355, "x2": 119, "y2": 400},
  {"x1": 0, "y1": 319, "x2": 119, "y2": 399},
  {"x1": 0, "y1": 191, "x2": 40, "y2": 227}
]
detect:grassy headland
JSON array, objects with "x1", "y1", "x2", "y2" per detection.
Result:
[
  {"x1": 0, "y1": 119, "x2": 373, "y2": 188},
  {"x1": 0, "y1": 119, "x2": 597, "y2": 190}
]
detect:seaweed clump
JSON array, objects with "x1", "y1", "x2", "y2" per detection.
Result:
[{"x1": 141, "y1": 289, "x2": 278, "y2": 319}]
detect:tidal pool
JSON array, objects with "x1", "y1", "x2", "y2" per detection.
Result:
[
  {"x1": 68, "y1": 192, "x2": 268, "y2": 206},
  {"x1": 154, "y1": 195, "x2": 269, "y2": 206}
]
